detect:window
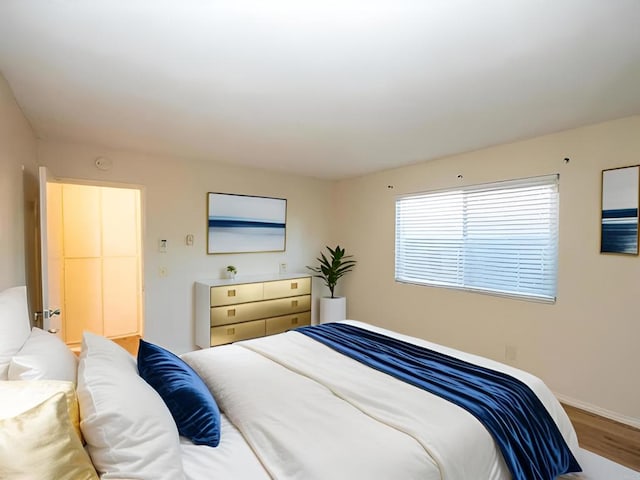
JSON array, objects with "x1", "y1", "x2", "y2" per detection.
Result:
[{"x1": 395, "y1": 175, "x2": 559, "y2": 302}]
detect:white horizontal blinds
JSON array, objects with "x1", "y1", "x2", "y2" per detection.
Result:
[
  {"x1": 395, "y1": 175, "x2": 559, "y2": 302},
  {"x1": 395, "y1": 190, "x2": 464, "y2": 286}
]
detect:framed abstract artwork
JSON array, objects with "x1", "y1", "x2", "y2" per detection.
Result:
[
  {"x1": 207, "y1": 193, "x2": 287, "y2": 254},
  {"x1": 600, "y1": 165, "x2": 639, "y2": 255}
]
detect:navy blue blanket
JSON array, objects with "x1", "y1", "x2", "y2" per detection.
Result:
[{"x1": 297, "y1": 323, "x2": 581, "y2": 480}]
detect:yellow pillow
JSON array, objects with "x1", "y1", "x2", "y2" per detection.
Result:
[
  {"x1": 0, "y1": 380, "x2": 81, "y2": 440},
  {"x1": 0, "y1": 392, "x2": 98, "y2": 480}
]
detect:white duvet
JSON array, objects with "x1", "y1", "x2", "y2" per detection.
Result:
[{"x1": 181, "y1": 321, "x2": 580, "y2": 480}]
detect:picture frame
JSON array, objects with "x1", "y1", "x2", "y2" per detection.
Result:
[
  {"x1": 207, "y1": 192, "x2": 287, "y2": 254},
  {"x1": 600, "y1": 165, "x2": 639, "y2": 255}
]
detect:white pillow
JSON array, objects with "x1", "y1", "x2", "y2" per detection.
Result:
[
  {"x1": 77, "y1": 332, "x2": 185, "y2": 480},
  {"x1": 0, "y1": 286, "x2": 31, "y2": 379},
  {"x1": 9, "y1": 327, "x2": 78, "y2": 383}
]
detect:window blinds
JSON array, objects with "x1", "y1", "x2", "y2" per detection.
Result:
[{"x1": 395, "y1": 174, "x2": 559, "y2": 302}]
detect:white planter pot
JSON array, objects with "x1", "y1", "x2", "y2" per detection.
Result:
[{"x1": 319, "y1": 296, "x2": 346, "y2": 324}]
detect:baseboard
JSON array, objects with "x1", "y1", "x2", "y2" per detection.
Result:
[
  {"x1": 557, "y1": 394, "x2": 640, "y2": 472},
  {"x1": 555, "y1": 392, "x2": 640, "y2": 430}
]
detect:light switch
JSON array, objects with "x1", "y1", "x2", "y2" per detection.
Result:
[
  {"x1": 186, "y1": 234, "x2": 194, "y2": 246},
  {"x1": 159, "y1": 239, "x2": 167, "y2": 253}
]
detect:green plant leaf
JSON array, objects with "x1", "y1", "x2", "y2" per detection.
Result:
[{"x1": 306, "y1": 245, "x2": 357, "y2": 298}]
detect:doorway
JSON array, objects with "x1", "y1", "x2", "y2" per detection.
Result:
[{"x1": 38, "y1": 176, "x2": 144, "y2": 354}]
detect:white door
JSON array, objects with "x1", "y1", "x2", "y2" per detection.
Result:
[{"x1": 38, "y1": 166, "x2": 63, "y2": 337}]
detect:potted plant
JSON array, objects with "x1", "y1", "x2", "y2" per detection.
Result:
[
  {"x1": 307, "y1": 245, "x2": 356, "y2": 323},
  {"x1": 226, "y1": 265, "x2": 237, "y2": 280}
]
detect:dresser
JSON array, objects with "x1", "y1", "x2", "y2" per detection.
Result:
[{"x1": 195, "y1": 274, "x2": 312, "y2": 348}]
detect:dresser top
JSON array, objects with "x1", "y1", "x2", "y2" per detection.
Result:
[{"x1": 196, "y1": 272, "x2": 311, "y2": 287}]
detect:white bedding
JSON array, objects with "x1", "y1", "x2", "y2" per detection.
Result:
[
  {"x1": 181, "y1": 321, "x2": 580, "y2": 480},
  {"x1": 181, "y1": 414, "x2": 269, "y2": 479}
]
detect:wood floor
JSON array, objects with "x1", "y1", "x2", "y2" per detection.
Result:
[
  {"x1": 68, "y1": 334, "x2": 141, "y2": 356},
  {"x1": 562, "y1": 403, "x2": 640, "y2": 472},
  {"x1": 111, "y1": 334, "x2": 141, "y2": 356}
]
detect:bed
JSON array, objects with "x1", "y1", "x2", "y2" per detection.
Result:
[{"x1": 0, "y1": 285, "x2": 582, "y2": 480}]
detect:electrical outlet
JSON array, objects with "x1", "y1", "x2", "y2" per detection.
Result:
[
  {"x1": 186, "y1": 234, "x2": 194, "y2": 246},
  {"x1": 279, "y1": 262, "x2": 287, "y2": 274}
]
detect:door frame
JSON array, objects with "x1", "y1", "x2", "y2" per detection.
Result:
[{"x1": 34, "y1": 170, "x2": 146, "y2": 341}]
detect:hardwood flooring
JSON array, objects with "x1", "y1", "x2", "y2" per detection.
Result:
[
  {"x1": 111, "y1": 334, "x2": 141, "y2": 356},
  {"x1": 68, "y1": 334, "x2": 141, "y2": 356},
  {"x1": 562, "y1": 403, "x2": 640, "y2": 472}
]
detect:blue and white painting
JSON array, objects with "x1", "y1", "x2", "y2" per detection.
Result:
[
  {"x1": 208, "y1": 193, "x2": 286, "y2": 253},
  {"x1": 601, "y1": 166, "x2": 639, "y2": 255}
]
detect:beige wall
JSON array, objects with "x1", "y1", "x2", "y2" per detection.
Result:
[
  {"x1": 5, "y1": 66, "x2": 638, "y2": 423},
  {"x1": 0, "y1": 74, "x2": 37, "y2": 292},
  {"x1": 37, "y1": 140, "x2": 332, "y2": 353},
  {"x1": 334, "y1": 115, "x2": 640, "y2": 423}
]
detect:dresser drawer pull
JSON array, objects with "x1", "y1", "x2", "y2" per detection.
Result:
[
  {"x1": 226, "y1": 327, "x2": 235, "y2": 335},
  {"x1": 227, "y1": 289, "x2": 236, "y2": 297},
  {"x1": 291, "y1": 317, "x2": 299, "y2": 325},
  {"x1": 291, "y1": 282, "x2": 298, "y2": 289},
  {"x1": 291, "y1": 300, "x2": 298, "y2": 307},
  {"x1": 227, "y1": 309, "x2": 236, "y2": 317}
]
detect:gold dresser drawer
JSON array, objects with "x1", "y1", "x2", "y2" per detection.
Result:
[
  {"x1": 195, "y1": 275, "x2": 312, "y2": 349},
  {"x1": 265, "y1": 311, "x2": 311, "y2": 336},
  {"x1": 263, "y1": 277, "x2": 311, "y2": 300},
  {"x1": 210, "y1": 282, "x2": 263, "y2": 306},
  {"x1": 210, "y1": 295, "x2": 311, "y2": 327},
  {"x1": 210, "y1": 319, "x2": 266, "y2": 346}
]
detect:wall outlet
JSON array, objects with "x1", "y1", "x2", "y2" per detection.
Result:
[
  {"x1": 279, "y1": 262, "x2": 287, "y2": 274},
  {"x1": 186, "y1": 234, "x2": 194, "y2": 246}
]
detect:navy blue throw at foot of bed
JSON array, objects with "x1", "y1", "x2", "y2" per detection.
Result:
[{"x1": 297, "y1": 323, "x2": 581, "y2": 480}]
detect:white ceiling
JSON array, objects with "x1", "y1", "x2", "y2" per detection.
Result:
[{"x1": 0, "y1": 1, "x2": 639, "y2": 180}]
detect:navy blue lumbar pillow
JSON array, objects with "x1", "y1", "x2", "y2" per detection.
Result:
[{"x1": 137, "y1": 339, "x2": 220, "y2": 447}]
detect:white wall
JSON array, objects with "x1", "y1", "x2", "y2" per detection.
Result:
[
  {"x1": 38, "y1": 141, "x2": 332, "y2": 353},
  {"x1": 334, "y1": 116, "x2": 640, "y2": 423},
  {"x1": 0, "y1": 73, "x2": 37, "y2": 292}
]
